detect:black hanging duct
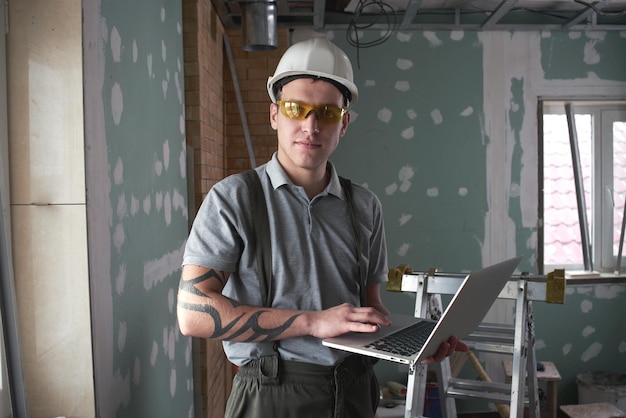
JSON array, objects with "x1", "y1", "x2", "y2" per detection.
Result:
[{"x1": 241, "y1": 1, "x2": 277, "y2": 51}]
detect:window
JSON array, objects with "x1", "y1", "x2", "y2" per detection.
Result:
[{"x1": 541, "y1": 101, "x2": 626, "y2": 274}]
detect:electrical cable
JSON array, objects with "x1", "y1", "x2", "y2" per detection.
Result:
[{"x1": 345, "y1": 0, "x2": 397, "y2": 68}]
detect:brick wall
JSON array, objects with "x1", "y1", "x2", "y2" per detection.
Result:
[
  {"x1": 223, "y1": 28, "x2": 290, "y2": 174},
  {"x1": 182, "y1": 1, "x2": 290, "y2": 417},
  {"x1": 183, "y1": 1, "x2": 232, "y2": 417}
]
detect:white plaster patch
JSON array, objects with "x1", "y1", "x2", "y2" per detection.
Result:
[
  {"x1": 582, "y1": 325, "x2": 595, "y2": 337},
  {"x1": 510, "y1": 182, "x2": 520, "y2": 198},
  {"x1": 378, "y1": 108, "x2": 392, "y2": 123},
  {"x1": 147, "y1": 53, "x2": 153, "y2": 78},
  {"x1": 113, "y1": 222, "x2": 125, "y2": 253},
  {"x1": 430, "y1": 109, "x2": 443, "y2": 125},
  {"x1": 169, "y1": 327, "x2": 176, "y2": 361},
  {"x1": 365, "y1": 80, "x2": 376, "y2": 87},
  {"x1": 163, "y1": 140, "x2": 171, "y2": 170},
  {"x1": 163, "y1": 327, "x2": 169, "y2": 356},
  {"x1": 620, "y1": 31, "x2": 626, "y2": 38},
  {"x1": 173, "y1": 189, "x2": 188, "y2": 220},
  {"x1": 114, "y1": 157, "x2": 124, "y2": 185},
  {"x1": 155, "y1": 157, "x2": 163, "y2": 176},
  {"x1": 168, "y1": 288, "x2": 175, "y2": 313},
  {"x1": 115, "y1": 264, "x2": 126, "y2": 295},
  {"x1": 397, "y1": 243, "x2": 411, "y2": 257},
  {"x1": 143, "y1": 195, "x2": 152, "y2": 215},
  {"x1": 130, "y1": 194, "x2": 139, "y2": 216},
  {"x1": 161, "y1": 7, "x2": 166, "y2": 22},
  {"x1": 111, "y1": 26, "x2": 122, "y2": 62},
  {"x1": 175, "y1": 72, "x2": 183, "y2": 104},
  {"x1": 164, "y1": 191, "x2": 172, "y2": 226},
  {"x1": 178, "y1": 22, "x2": 182, "y2": 34},
  {"x1": 460, "y1": 106, "x2": 474, "y2": 116},
  {"x1": 398, "y1": 165, "x2": 414, "y2": 192},
  {"x1": 569, "y1": 31, "x2": 582, "y2": 39},
  {"x1": 586, "y1": 32, "x2": 606, "y2": 41},
  {"x1": 385, "y1": 183, "x2": 398, "y2": 195},
  {"x1": 162, "y1": 79, "x2": 168, "y2": 99},
  {"x1": 118, "y1": 321, "x2": 127, "y2": 352},
  {"x1": 396, "y1": 59, "x2": 413, "y2": 70},
  {"x1": 450, "y1": 31, "x2": 464, "y2": 41},
  {"x1": 117, "y1": 193, "x2": 128, "y2": 219},
  {"x1": 133, "y1": 39, "x2": 138, "y2": 63},
  {"x1": 401, "y1": 126, "x2": 414, "y2": 140},
  {"x1": 562, "y1": 343, "x2": 572, "y2": 355},
  {"x1": 423, "y1": 31, "x2": 443, "y2": 47},
  {"x1": 581, "y1": 342, "x2": 602, "y2": 362},
  {"x1": 576, "y1": 286, "x2": 593, "y2": 295},
  {"x1": 458, "y1": 187, "x2": 468, "y2": 196},
  {"x1": 541, "y1": 31, "x2": 551, "y2": 38},
  {"x1": 395, "y1": 81, "x2": 410, "y2": 92},
  {"x1": 150, "y1": 340, "x2": 159, "y2": 366},
  {"x1": 396, "y1": 32, "x2": 411, "y2": 42},
  {"x1": 180, "y1": 114, "x2": 186, "y2": 135},
  {"x1": 526, "y1": 231, "x2": 537, "y2": 250},
  {"x1": 619, "y1": 341, "x2": 626, "y2": 353},
  {"x1": 179, "y1": 149, "x2": 187, "y2": 179},
  {"x1": 594, "y1": 284, "x2": 624, "y2": 299},
  {"x1": 185, "y1": 337, "x2": 192, "y2": 366},
  {"x1": 170, "y1": 368, "x2": 177, "y2": 397},
  {"x1": 581, "y1": 299, "x2": 593, "y2": 313},
  {"x1": 583, "y1": 40, "x2": 600, "y2": 65},
  {"x1": 427, "y1": 187, "x2": 439, "y2": 197},
  {"x1": 407, "y1": 109, "x2": 417, "y2": 120},
  {"x1": 535, "y1": 340, "x2": 546, "y2": 350},
  {"x1": 133, "y1": 357, "x2": 141, "y2": 385},
  {"x1": 111, "y1": 82, "x2": 124, "y2": 125},
  {"x1": 162, "y1": 40, "x2": 167, "y2": 62},
  {"x1": 398, "y1": 213, "x2": 412, "y2": 226},
  {"x1": 156, "y1": 191, "x2": 164, "y2": 212},
  {"x1": 143, "y1": 243, "x2": 186, "y2": 291}
]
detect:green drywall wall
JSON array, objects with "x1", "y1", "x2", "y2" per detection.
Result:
[
  {"x1": 93, "y1": 0, "x2": 193, "y2": 416},
  {"x1": 327, "y1": 29, "x2": 626, "y2": 410}
]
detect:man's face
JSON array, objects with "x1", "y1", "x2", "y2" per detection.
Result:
[{"x1": 270, "y1": 77, "x2": 350, "y2": 177}]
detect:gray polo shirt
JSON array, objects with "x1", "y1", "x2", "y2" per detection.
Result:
[{"x1": 182, "y1": 153, "x2": 388, "y2": 366}]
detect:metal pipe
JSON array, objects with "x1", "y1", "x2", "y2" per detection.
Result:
[
  {"x1": 565, "y1": 103, "x2": 593, "y2": 271},
  {"x1": 241, "y1": 2, "x2": 277, "y2": 52}
]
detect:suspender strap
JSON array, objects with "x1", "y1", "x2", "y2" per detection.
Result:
[
  {"x1": 240, "y1": 169, "x2": 273, "y2": 308},
  {"x1": 339, "y1": 176, "x2": 367, "y2": 308}
]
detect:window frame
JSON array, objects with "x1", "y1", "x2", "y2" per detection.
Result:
[{"x1": 540, "y1": 100, "x2": 626, "y2": 275}]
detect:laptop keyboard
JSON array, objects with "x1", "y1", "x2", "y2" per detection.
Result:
[{"x1": 366, "y1": 320, "x2": 436, "y2": 357}]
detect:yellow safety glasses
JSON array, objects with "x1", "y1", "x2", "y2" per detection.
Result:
[{"x1": 276, "y1": 100, "x2": 347, "y2": 124}]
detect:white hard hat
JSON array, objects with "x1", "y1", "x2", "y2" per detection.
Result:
[{"x1": 267, "y1": 38, "x2": 358, "y2": 106}]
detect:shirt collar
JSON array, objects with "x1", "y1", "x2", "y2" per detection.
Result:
[{"x1": 265, "y1": 152, "x2": 345, "y2": 200}]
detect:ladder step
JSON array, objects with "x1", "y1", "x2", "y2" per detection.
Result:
[
  {"x1": 464, "y1": 341, "x2": 514, "y2": 354},
  {"x1": 446, "y1": 378, "x2": 513, "y2": 403},
  {"x1": 467, "y1": 332, "x2": 515, "y2": 344}
]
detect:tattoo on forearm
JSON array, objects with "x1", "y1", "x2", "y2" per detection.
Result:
[
  {"x1": 179, "y1": 270, "x2": 224, "y2": 297},
  {"x1": 178, "y1": 300, "x2": 301, "y2": 342}
]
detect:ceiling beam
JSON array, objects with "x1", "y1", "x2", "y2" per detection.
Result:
[
  {"x1": 481, "y1": 0, "x2": 519, "y2": 29},
  {"x1": 563, "y1": 0, "x2": 611, "y2": 28},
  {"x1": 399, "y1": 0, "x2": 423, "y2": 30}
]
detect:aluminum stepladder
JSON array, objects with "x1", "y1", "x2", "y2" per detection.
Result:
[{"x1": 396, "y1": 269, "x2": 565, "y2": 418}]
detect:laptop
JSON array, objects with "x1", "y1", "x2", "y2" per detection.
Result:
[{"x1": 322, "y1": 256, "x2": 522, "y2": 367}]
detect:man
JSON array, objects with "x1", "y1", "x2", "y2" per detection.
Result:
[{"x1": 177, "y1": 37, "x2": 466, "y2": 418}]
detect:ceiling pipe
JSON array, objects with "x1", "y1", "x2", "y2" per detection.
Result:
[{"x1": 241, "y1": 1, "x2": 278, "y2": 51}]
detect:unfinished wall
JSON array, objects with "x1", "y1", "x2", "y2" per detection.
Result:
[{"x1": 84, "y1": 0, "x2": 193, "y2": 416}]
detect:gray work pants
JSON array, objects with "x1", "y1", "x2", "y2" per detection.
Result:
[{"x1": 225, "y1": 355, "x2": 380, "y2": 418}]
